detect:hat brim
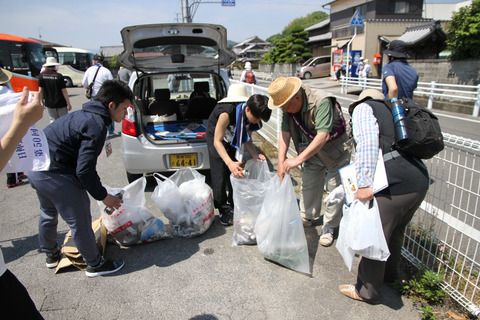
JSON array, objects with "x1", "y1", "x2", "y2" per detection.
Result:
[
  {"x1": 267, "y1": 77, "x2": 302, "y2": 110},
  {"x1": 43, "y1": 63, "x2": 61, "y2": 67},
  {"x1": 218, "y1": 96, "x2": 248, "y2": 103},
  {"x1": 384, "y1": 49, "x2": 410, "y2": 58},
  {"x1": 0, "y1": 68, "x2": 12, "y2": 84},
  {"x1": 348, "y1": 90, "x2": 385, "y2": 114}
]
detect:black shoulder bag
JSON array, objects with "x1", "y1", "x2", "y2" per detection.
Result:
[{"x1": 85, "y1": 66, "x2": 101, "y2": 99}]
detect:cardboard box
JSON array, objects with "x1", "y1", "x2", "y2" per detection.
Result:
[{"x1": 55, "y1": 218, "x2": 107, "y2": 273}]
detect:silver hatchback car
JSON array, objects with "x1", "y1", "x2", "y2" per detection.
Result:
[{"x1": 117, "y1": 23, "x2": 236, "y2": 182}]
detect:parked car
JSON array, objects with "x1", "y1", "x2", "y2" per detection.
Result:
[
  {"x1": 117, "y1": 23, "x2": 236, "y2": 182},
  {"x1": 296, "y1": 55, "x2": 331, "y2": 79}
]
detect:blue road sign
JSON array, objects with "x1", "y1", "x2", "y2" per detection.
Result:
[
  {"x1": 222, "y1": 0, "x2": 235, "y2": 6},
  {"x1": 350, "y1": 10, "x2": 364, "y2": 27}
]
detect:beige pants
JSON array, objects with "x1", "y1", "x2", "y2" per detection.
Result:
[{"x1": 299, "y1": 150, "x2": 350, "y2": 229}]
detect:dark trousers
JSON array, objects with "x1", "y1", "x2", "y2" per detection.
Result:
[
  {"x1": 209, "y1": 147, "x2": 236, "y2": 214},
  {"x1": 0, "y1": 269, "x2": 44, "y2": 319},
  {"x1": 355, "y1": 189, "x2": 428, "y2": 302}
]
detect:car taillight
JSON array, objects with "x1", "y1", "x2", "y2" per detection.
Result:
[{"x1": 122, "y1": 117, "x2": 138, "y2": 137}]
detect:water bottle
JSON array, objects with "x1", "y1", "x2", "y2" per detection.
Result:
[
  {"x1": 391, "y1": 98, "x2": 409, "y2": 142},
  {"x1": 104, "y1": 191, "x2": 124, "y2": 215}
]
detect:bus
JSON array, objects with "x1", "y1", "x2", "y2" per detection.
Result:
[
  {"x1": 0, "y1": 33, "x2": 56, "y2": 92},
  {"x1": 53, "y1": 47, "x2": 94, "y2": 87}
]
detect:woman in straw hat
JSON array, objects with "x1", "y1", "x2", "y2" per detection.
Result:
[
  {"x1": 337, "y1": 89, "x2": 428, "y2": 304},
  {"x1": 206, "y1": 83, "x2": 271, "y2": 226},
  {"x1": 267, "y1": 77, "x2": 351, "y2": 247},
  {"x1": 39, "y1": 57, "x2": 72, "y2": 123}
]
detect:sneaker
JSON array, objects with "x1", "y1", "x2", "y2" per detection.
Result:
[
  {"x1": 85, "y1": 258, "x2": 124, "y2": 278},
  {"x1": 302, "y1": 217, "x2": 313, "y2": 228},
  {"x1": 6, "y1": 174, "x2": 21, "y2": 188},
  {"x1": 45, "y1": 251, "x2": 61, "y2": 269},
  {"x1": 17, "y1": 172, "x2": 26, "y2": 180},
  {"x1": 219, "y1": 212, "x2": 233, "y2": 226},
  {"x1": 319, "y1": 227, "x2": 334, "y2": 247}
]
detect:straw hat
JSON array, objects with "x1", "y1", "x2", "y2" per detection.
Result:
[
  {"x1": 364, "y1": 59, "x2": 369, "y2": 63},
  {"x1": 348, "y1": 89, "x2": 385, "y2": 113},
  {"x1": 218, "y1": 83, "x2": 249, "y2": 103},
  {"x1": 0, "y1": 68, "x2": 12, "y2": 84},
  {"x1": 43, "y1": 57, "x2": 60, "y2": 67},
  {"x1": 267, "y1": 77, "x2": 302, "y2": 110}
]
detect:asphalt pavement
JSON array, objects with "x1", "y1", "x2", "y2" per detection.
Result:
[{"x1": 0, "y1": 84, "x2": 422, "y2": 320}]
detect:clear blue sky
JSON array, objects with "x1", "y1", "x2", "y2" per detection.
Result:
[
  {"x1": 1, "y1": 0, "x2": 327, "y2": 53},
  {"x1": 0, "y1": 0, "x2": 466, "y2": 53}
]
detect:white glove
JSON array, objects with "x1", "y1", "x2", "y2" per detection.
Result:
[{"x1": 324, "y1": 185, "x2": 345, "y2": 204}]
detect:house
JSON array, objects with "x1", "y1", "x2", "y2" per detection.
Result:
[
  {"x1": 232, "y1": 36, "x2": 271, "y2": 64},
  {"x1": 423, "y1": 0, "x2": 472, "y2": 20},
  {"x1": 324, "y1": 0, "x2": 434, "y2": 77},
  {"x1": 305, "y1": 18, "x2": 332, "y2": 57}
]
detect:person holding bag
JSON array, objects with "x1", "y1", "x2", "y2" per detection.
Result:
[{"x1": 337, "y1": 89, "x2": 429, "y2": 304}]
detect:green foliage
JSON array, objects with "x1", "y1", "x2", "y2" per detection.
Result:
[
  {"x1": 395, "y1": 268, "x2": 445, "y2": 305},
  {"x1": 262, "y1": 11, "x2": 328, "y2": 64},
  {"x1": 446, "y1": 0, "x2": 480, "y2": 60},
  {"x1": 421, "y1": 305, "x2": 438, "y2": 320}
]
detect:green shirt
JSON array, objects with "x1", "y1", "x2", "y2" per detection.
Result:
[{"x1": 281, "y1": 90, "x2": 333, "y2": 143}]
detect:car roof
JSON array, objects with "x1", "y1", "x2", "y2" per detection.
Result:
[{"x1": 117, "y1": 23, "x2": 236, "y2": 73}]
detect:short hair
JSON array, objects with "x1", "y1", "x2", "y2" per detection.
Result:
[
  {"x1": 247, "y1": 94, "x2": 271, "y2": 122},
  {"x1": 94, "y1": 80, "x2": 134, "y2": 108}
]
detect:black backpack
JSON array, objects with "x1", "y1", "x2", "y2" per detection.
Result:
[{"x1": 383, "y1": 98, "x2": 445, "y2": 159}]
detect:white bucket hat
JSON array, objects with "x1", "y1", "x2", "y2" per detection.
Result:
[
  {"x1": 43, "y1": 57, "x2": 60, "y2": 67},
  {"x1": 267, "y1": 77, "x2": 302, "y2": 110},
  {"x1": 218, "y1": 83, "x2": 249, "y2": 103}
]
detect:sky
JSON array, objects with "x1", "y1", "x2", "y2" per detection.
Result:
[{"x1": 1, "y1": 0, "x2": 467, "y2": 54}]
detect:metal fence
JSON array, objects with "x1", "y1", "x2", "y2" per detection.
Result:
[
  {"x1": 339, "y1": 76, "x2": 480, "y2": 117},
  {"x1": 232, "y1": 79, "x2": 480, "y2": 316}
]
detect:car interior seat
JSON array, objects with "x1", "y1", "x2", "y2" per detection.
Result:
[
  {"x1": 187, "y1": 82, "x2": 217, "y2": 119},
  {"x1": 148, "y1": 88, "x2": 182, "y2": 120}
]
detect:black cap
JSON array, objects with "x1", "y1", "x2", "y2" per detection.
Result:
[
  {"x1": 384, "y1": 40, "x2": 410, "y2": 58},
  {"x1": 93, "y1": 54, "x2": 104, "y2": 62}
]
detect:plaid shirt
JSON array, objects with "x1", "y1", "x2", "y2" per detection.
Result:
[{"x1": 352, "y1": 103, "x2": 379, "y2": 188}]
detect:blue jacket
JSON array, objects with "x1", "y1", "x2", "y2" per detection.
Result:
[{"x1": 44, "y1": 101, "x2": 113, "y2": 200}]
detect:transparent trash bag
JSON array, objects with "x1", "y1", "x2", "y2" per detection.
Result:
[
  {"x1": 255, "y1": 174, "x2": 310, "y2": 274},
  {"x1": 230, "y1": 159, "x2": 275, "y2": 245},
  {"x1": 336, "y1": 199, "x2": 390, "y2": 271},
  {"x1": 152, "y1": 168, "x2": 214, "y2": 238},
  {"x1": 99, "y1": 177, "x2": 172, "y2": 246}
]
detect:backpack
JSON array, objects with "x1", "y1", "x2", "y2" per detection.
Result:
[
  {"x1": 244, "y1": 70, "x2": 255, "y2": 84},
  {"x1": 355, "y1": 98, "x2": 444, "y2": 159}
]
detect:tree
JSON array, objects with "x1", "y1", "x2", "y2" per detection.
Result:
[{"x1": 446, "y1": 0, "x2": 480, "y2": 60}]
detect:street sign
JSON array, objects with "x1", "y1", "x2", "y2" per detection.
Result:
[
  {"x1": 222, "y1": 0, "x2": 235, "y2": 6},
  {"x1": 350, "y1": 10, "x2": 364, "y2": 27}
]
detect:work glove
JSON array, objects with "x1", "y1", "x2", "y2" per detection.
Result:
[{"x1": 323, "y1": 185, "x2": 345, "y2": 204}]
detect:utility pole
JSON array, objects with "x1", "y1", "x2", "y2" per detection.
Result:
[{"x1": 181, "y1": 0, "x2": 224, "y2": 23}]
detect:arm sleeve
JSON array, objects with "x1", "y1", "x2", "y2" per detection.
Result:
[
  {"x1": 75, "y1": 119, "x2": 108, "y2": 200},
  {"x1": 314, "y1": 98, "x2": 333, "y2": 133},
  {"x1": 352, "y1": 103, "x2": 379, "y2": 188}
]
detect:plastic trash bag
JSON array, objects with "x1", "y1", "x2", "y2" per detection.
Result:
[
  {"x1": 152, "y1": 168, "x2": 214, "y2": 238},
  {"x1": 230, "y1": 159, "x2": 275, "y2": 245},
  {"x1": 255, "y1": 174, "x2": 310, "y2": 274},
  {"x1": 99, "y1": 177, "x2": 172, "y2": 246},
  {"x1": 336, "y1": 199, "x2": 390, "y2": 271}
]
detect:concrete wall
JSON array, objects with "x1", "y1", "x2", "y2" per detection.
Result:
[
  {"x1": 259, "y1": 59, "x2": 480, "y2": 86},
  {"x1": 410, "y1": 59, "x2": 480, "y2": 85}
]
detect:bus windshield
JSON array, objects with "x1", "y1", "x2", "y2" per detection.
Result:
[{"x1": 26, "y1": 42, "x2": 45, "y2": 75}]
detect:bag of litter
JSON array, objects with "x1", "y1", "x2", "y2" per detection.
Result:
[
  {"x1": 99, "y1": 177, "x2": 171, "y2": 245},
  {"x1": 152, "y1": 168, "x2": 214, "y2": 238},
  {"x1": 255, "y1": 174, "x2": 310, "y2": 274},
  {"x1": 230, "y1": 159, "x2": 275, "y2": 245}
]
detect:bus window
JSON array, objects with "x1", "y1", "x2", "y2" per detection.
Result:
[{"x1": 54, "y1": 47, "x2": 93, "y2": 87}]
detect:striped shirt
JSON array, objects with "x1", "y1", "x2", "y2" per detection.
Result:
[{"x1": 352, "y1": 102, "x2": 379, "y2": 188}]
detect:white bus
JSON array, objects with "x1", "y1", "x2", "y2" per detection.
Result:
[{"x1": 53, "y1": 47, "x2": 94, "y2": 87}]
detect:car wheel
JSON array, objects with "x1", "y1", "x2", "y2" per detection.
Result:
[
  {"x1": 64, "y1": 77, "x2": 73, "y2": 87},
  {"x1": 304, "y1": 72, "x2": 312, "y2": 80},
  {"x1": 126, "y1": 171, "x2": 143, "y2": 183}
]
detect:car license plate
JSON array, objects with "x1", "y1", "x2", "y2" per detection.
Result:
[{"x1": 170, "y1": 153, "x2": 197, "y2": 168}]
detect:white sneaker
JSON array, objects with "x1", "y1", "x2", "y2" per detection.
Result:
[{"x1": 320, "y1": 228, "x2": 334, "y2": 247}]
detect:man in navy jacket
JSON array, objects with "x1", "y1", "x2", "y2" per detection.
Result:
[{"x1": 28, "y1": 80, "x2": 133, "y2": 277}]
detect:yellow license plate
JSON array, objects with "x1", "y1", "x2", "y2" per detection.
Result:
[{"x1": 170, "y1": 153, "x2": 197, "y2": 168}]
